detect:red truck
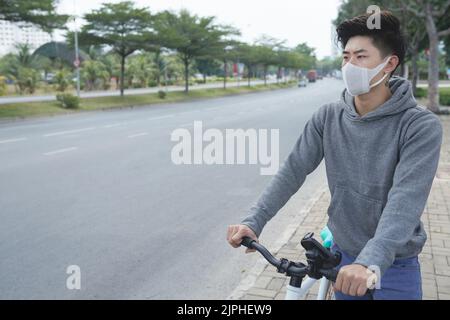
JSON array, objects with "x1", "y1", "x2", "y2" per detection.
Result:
[{"x1": 307, "y1": 70, "x2": 317, "y2": 82}]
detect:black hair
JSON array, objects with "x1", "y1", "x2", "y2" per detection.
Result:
[{"x1": 336, "y1": 10, "x2": 405, "y2": 75}]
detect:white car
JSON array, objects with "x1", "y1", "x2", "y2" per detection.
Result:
[{"x1": 298, "y1": 78, "x2": 307, "y2": 87}]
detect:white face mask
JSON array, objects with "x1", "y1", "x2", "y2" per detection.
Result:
[{"x1": 342, "y1": 56, "x2": 391, "y2": 96}]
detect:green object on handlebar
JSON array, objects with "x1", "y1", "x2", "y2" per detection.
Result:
[{"x1": 320, "y1": 226, "x2": 333, "y2": 249}]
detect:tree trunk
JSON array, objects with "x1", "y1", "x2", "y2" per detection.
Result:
[
  {"x1": 277, "y1": 66, "x2": 281, "y2": 84},
  {"x1": 411, "y1": 46, "x2": 419, "y2": 96},
  {"x1": 400, "y1": 63, "x2": 405, "y2": 78},
  {"x1": 223, "y1": 59, "x2": 227, "y2": 89},
  {"x1": 184, "y1": 58, "x2": 189, "y2": 93},
  {"x1": 247, "y1": 65, "x2": 251, "y2": 87},
  {"x1": 120, "y1": 55, "x2": 125, "y2": 97},
  {"x1": 424, "y1": 3, "x2": 440, "y2": 113},
  {"x1": 264, "y1": 66, "x2": 267, "y2": 86}
]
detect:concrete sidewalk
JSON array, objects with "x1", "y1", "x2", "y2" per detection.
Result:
[{"x1": 229, "y1": 115, "x2": 450, "y2": 300}]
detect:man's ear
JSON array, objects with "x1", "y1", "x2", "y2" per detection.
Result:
[{"x1": 385, "y1": 55, "x2": 399, "y2": 74}]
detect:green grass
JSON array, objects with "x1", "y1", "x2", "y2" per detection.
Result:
[{"x1": 0, "y1": 82, "x2": 296, "y2": 119}]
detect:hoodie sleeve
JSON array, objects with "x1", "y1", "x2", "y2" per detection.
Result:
[
  {"x1": 240, "y1": 105, "x2": 327, "y2": 237},
  {"x1": 354, "y1": 112, "x2": 443, "y2": 277}
]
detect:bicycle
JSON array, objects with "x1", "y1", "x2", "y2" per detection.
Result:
[{"x1": 240, "y1": 227, "x2": 341, "y2": 300}]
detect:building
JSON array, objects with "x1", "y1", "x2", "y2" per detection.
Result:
[{"x1": 0, "y1": 20, "x2": 52, "y2": 56}]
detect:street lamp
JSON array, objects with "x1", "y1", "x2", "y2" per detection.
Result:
[
  {"x1": 72, "y1": 15, "x2": 80, "y2": 97},
  {"x1": 223, "y1": 45, "x2": 233, "y2": 89}
]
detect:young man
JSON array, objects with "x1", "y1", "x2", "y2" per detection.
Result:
[{"x1": 227, "y1": 11, "x2": 443, "y2": 300}]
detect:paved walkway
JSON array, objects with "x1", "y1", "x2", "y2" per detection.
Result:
[{"x1": 230, "y1": 115, "x2": 450, "y2": 300}]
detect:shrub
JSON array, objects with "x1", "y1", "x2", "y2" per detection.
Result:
[
  {"x1": 17, "y1": 67, "x2": 39, "y2": 94},
  {"x1": 414, "y1": 87, "x2": 450, "y2": 106},
  {"x1": 0, "y1": 75, "x2": 6, "y2": 96},
  {"x1": 148, "y1": 80, "x2": 158, "y2": 87},
  {"x1": 440, "y1": 89, "x2": 450, "y2": 106},
  {"x1": 56, "y1": 93, "x2": 80, "y2": 109},
  {"x1": 414, "y1": 87, "x2": 427, "y2": 98},
  {"x1": 158, "y1": 90, "x2": 166, "y2": 99},
  {"x1": 54, "y1": 70, "x2": 70, "y2": 92}
]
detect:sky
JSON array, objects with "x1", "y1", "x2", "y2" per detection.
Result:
[{"x1": 56, "y1": 0, "x2": 342, "y2": 59}]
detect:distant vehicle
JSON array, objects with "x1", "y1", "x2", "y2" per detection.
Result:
[
  {"x1": 43, "y1": 73, "x2": 55, "y2": 83},
  {"x1": 298, "y1": 78, "x2": 307, "y2": 87},
  {"x1": 332, "y1": 70, "x2": 343, "y2": 79},
  {"x1": 307, "y1": 70, "x2": 317, "y2": 82}
]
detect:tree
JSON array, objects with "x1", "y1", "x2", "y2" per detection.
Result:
[
  {"x1": 155, "y1": 9, "x2": 237, "y2": 93},
  {"x1": 81, "y1": 60, "x2": 109, "y2": 91},
  {"x1": 0, "y1": 0, "x2": 68, "y2": 31},
  {"x1": 317, "y1": 56, "x2": 342, "y2": 76},
  {"x1": 80, "y1": 1, "x2": 154, "y2": 96},
  {"x1": 195, "y1": 57, "x2": 221, "y2": 83},
  {"x1": 126, "y1": 53, "x2": 153, "y2": 88},
  {"x1": 235, "y1": 43, "x2": 259, "y2": 86},
  {"x1": 253, "y1": 36, "x2": 285, "y2": 86},
  {"x1": 214, "y1": 40, "x2": 241, "y2": 89},
  {"x1": 99, "y1": 54, "x2": 121, "y2": 89},
  {"x1": 0, "y1": 43, "x2": 49, "y2": 94},
  {"x1": 400, "y1": 0, "x2": 450, "y2": 112},
  {"x1": 150, "y1": 48, "x2": 167, "y2": 86},
  {"x1": 293, "y1": 42, "x2": 317, "y2": 70}
]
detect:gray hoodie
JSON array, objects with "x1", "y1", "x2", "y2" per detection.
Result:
[{"x1": 241, "y1": 77, "x2": 443, "y2": 277}]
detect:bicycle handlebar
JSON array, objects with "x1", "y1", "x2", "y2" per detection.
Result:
[
  {"x1": 241, "y1": 236, "x2": 338, "y2": 281},
  {"x1": 241, "y1": 237, "x2": 282, "y2": 269}
]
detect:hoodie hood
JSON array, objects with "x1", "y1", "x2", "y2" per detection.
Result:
[{"x1": 341, "y1": 76, "x2": 417, "y2": 122}]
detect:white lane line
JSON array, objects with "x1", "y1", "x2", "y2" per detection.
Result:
[
  {"x1": 43, "y1": 147, "x2": 78, "y2": 156},
  {"x1": 128, "y1": 132, "x2": 149, "y2": 138},
  {"x1": 148, "y1": 115, "x2": 174, "y2": 120},
  {"x1": 43, "y1": 127, "x2": 96, "y2": 137},
  {"x1": 0, "y1": 137, "x2": 27, "y2": 144},
  {"x1": 102, "y1": 123, "x2": 126, "y2": 128}
]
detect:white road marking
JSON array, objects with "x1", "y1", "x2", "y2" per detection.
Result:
[
  {"x1": 102, "y1": 123, "x2": 126, "y2": 128},
  {"x1": 43, "y1": 147, "x2": 78, "y2": 156},
  {"x1": 128, "y1": 132, "x2": 149, "y2": 138},
  {"x1": 148, "y1": 115, "x2": 174, "y2": 120},
  {"x1": 0, "y1": 137, "x2": 27, "y2": 144},
  {"x1": 44, "y1": 127, "x2": 96, "y2": 137}
]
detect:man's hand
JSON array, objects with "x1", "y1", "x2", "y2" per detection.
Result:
[
  {"x1": 227, "y1": 224, "x2": 258, "y2": 253},
  {"x1": 334, "y1": 264, "x2": 376, "y2": 296}
]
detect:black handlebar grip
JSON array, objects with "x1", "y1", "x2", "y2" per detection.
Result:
[
  {"x1": 320, "y1": 268, "x2": 338, "y2": 282},
  {"x1": 241, "y1": 236, "x2": 256, "y2": 248}
]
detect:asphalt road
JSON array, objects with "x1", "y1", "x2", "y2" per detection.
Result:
[{"x1": 0, "y1": 78, "x2": 344, "y2": 299}]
